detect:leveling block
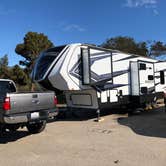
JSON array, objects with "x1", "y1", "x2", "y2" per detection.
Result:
[{"x1": 94, "y1": 117, "x2": 104, "y2": 122}]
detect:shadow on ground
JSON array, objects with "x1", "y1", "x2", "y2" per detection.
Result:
[
  {"x1": 48, "y1": 108, "x2": 123, "y2": 122},
  {"x1": 0, "y1": 131, "x2": 29, "y2": 144},
  {"x1": 51, "y1": 106, "x2": 166, "y2": 139},
  {"x1": 2, "y1": 107, "x2": 166, "y2": 143},
  {"x1": 118, "y1": 107, "x2": 166, "y2": 138}
]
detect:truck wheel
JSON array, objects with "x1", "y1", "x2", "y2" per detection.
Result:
[
  {"x1": 0, "y1": 124, "x2": 6, "y2": 136},
  {"x1": 26, "y1": 120, "x2": 46, "y2": 134},
  {"x1": 164, "y1": 98, "x2": 166, "y2": 112},
  {"x1": 7, "y1": 125, "x2": 20, "y2": 132}
]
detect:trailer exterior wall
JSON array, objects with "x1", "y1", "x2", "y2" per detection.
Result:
[{"x1": 33, "y1": 43, "x2": 166, "y2": 111}]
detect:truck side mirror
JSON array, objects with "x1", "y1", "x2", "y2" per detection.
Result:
[{"x1": 81, "y1": 48, "x2": 90, "y2": 85}]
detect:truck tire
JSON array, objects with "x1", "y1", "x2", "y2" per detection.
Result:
[
  {"x1": 7, "y1": 124, "x2": 20, "y2": 132},
  {"x1": 0, "y1": 124, "x2": 6, "y2": 136},
  {"x1": 26, "y1": 120, "x2": 46, "y2": 134},
  {"x1": 164, "y1": 98, "x2": 166, "y2": 113}
]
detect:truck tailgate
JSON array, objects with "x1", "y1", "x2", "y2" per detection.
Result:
[{"x1": 5, "y1": 92, "x2": 55, "y2": 115}]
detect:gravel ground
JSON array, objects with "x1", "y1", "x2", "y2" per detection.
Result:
[{"x1": 0, "y1": 107, "x2": 166, "y2": 166}]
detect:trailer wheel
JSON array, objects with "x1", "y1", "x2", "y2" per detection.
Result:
[
  {"x1": 26, "y1": 120, "x2": 46, "y2": 134},
  {"x1": 57, "y1": 111, "x2": 66, "y2": 119}
]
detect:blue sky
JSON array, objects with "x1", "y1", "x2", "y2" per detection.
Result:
[{"x1": 0, "y1": 0, "x2": 165, "y2": 66}]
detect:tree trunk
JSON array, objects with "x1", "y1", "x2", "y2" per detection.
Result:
[{"x1": 31, "y1": 82, "x2": 35, "y2": 92}]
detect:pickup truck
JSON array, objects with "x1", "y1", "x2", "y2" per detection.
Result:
[{"x1": 0, "y1": 79, "x2": 58, "y2": 134}]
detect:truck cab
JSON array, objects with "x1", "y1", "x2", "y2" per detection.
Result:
[
  {"x1": 0, "y1": 79, "x2": 16, "y2": 109},
  {"x1": 0, "y1": 79, "x2": 16, "y2": 93}
]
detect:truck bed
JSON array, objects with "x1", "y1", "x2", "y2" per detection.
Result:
[
  {"x1": 0, "y1": 79, "x2": 58, "y2": 131},
  {"x1": 4, "y1": 91, "x2": 56, "y2": 115}
]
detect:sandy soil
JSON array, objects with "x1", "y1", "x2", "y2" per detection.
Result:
[{"x1": 0, "y1": 107, "x2": 166, "y2": 166}]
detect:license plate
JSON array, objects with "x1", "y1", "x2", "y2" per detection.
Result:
[{"x1": 31, "y1": 112, "x2": 39, "y2": 119}]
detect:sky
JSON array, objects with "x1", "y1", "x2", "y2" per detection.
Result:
[{"x1": 0, "y1": 0, "x2": 165, "y2": 66}]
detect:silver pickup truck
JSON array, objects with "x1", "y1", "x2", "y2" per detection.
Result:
[{"x1": 0, "y1": 79, "x2": 58, "y2": 134}]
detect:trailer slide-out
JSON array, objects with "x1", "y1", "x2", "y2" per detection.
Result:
[{"x1": 32, "y1": 43, "x2": 166, "y2": 113}]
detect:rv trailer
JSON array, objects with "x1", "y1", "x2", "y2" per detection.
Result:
[{"x1": 32, "y1": 43, "x2": 166, "y2": 113}]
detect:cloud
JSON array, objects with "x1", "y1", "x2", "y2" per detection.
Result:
[
  {"x1": 124, "y1": 0, "x2": 157, "y2": 8},
  {"x1": 153, "y1": 9, "x2": 159, "y2": 15},
  {"x1": 0, "y1": 6, "x2": 15, "y2": 16},
  {"x1": 63, "y1": 24, "x2": 86, "y2": 32},
  {"x1": 49, "y1": 22, "x2": 86, "y2": 33},
  {"x1": 124, "y1": 0, "x2": 159, "y2": 15}
]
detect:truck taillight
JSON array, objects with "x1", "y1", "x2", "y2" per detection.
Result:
[
  {"x1": 3, "y1": 97, "x2": 11, "y2": 111},
  {"x1": 54, "y1": 96, "x2": 58, "y2": 105}
]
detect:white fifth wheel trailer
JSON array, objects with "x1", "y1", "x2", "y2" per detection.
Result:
[{"x1": 32, "y1": 43, "x2": 166, "y2": 112}]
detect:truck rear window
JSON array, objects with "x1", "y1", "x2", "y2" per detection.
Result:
[
  {"x1": 0, "y1": 81, "x2": 16, "y2": 93},
  {"x1": 34, "y1": 45, "x2": 66, "y2": 80}
]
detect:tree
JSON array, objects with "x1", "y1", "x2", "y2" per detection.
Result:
[
  {"x1": 0, "y1": 54, "x2": 11, "y2": 79},
  {"x1": 15, "y1": 31, "x2": 54, "y2": 72},
  {"x1": 101, "y1": 36, "x2": 148, "y2": 56},
  {"x1": 150, "y1": 41, "x2": 166, "y2": 56},
  {"x1": 10, "y1": 65, "x2": 30, "y2": 86},
  {"x1": 0, "y1": 55, "x2": 31, "y2": 88},
  {"x1": 0, "y1": 54, "x2": 8, "y2": 66}
]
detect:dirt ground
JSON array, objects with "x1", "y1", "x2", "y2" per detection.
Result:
[{"x1": 0, "y1": 107, "x2": 166, "y2": 166}]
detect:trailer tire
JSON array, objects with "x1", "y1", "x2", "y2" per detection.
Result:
[
  {"x1": 26, "y1": 120, "x2": 46, "y2": 134},
  {"x1": 128, "y1": 108, "x2": 143, "y2": 116},
  {"x1": 57, "y1": 111, "x2": 66, "y2": 119}
]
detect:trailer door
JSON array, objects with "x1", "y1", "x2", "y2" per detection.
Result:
[
  {"x1": 154, "y1": 62, "x2": 166, "y2": 93},
  {"x1": 130, "y1": 61, "x2": 155, "y2": 96},
  {"x1": 138, "y1": 61, "x2": 155, "y2": 95}
]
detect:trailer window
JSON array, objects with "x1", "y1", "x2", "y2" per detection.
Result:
[
  {"x1": 139, "y1": 63, "x2": 146, "y2": 70},
  {"x1": 148, "y1": 75, "x2": 154, "y2": 80},
  {"x1": 160, "y1": 71, "x2": 165, "y2": 84},
  {"x1": 34, "y1": 45, "x2": 66, "y2": 80},
  {"x1": 141, "y1": 87, "x2": 148, "y2": 94}
]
